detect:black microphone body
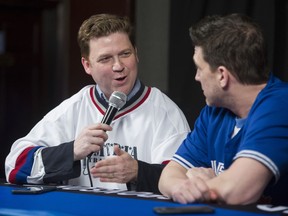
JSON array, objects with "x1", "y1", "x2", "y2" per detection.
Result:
[{"x1": 101, "y1": 105, "x2": 119, "y2": 125}]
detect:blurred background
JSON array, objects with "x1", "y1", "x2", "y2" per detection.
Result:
[{"x1": 0, "y1": 0, "x2": 287, "y2": 179}]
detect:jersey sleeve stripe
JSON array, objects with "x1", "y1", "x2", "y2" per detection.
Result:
[
  {"x1": 234, "y1": 150, "x2": 280, "y2": 181},
  {"x1": 9, "y1": 146, "x2": 42, "y2": 184},
  {"x1": 172, "y1": 154, "x2": 195, "y2": 169}
]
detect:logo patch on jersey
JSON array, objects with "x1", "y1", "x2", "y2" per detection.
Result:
[
  {"x1": 89, "y1": 143, "x2": 138, "y2": 163},
  {"x1": 211, "y1": 160, "x2": 225, "y2": 175}
]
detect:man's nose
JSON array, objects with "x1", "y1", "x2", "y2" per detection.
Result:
[{"x1": 112, "y1": 57, "x2": 124, "y2": 72}]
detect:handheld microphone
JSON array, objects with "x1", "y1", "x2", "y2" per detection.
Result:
[
  {"x1": 101, "y1": 91, "x2": 127, "y2": 125},
  {"x1": 87, "y1": 91, "x2": 127, "y2": 159}
]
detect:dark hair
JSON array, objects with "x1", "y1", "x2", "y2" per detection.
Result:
[
  {"x1": 78, "y1": 13, "x2": 134, "y2": 59},
  {"x1": 189, "y1": 13, "x2": 269, "y2": 84}
]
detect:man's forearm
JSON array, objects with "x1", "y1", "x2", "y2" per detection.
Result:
[{"x1": 42, "y1": 141, "x2": 81, "y2": 183}]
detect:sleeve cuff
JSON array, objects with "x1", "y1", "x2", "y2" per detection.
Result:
[
  {"x1": 131, "y1": 160, "x2": 165, "y2": 194},
  {"x1": 41, "y1": 141, "x2": 81, "y2": 183}
]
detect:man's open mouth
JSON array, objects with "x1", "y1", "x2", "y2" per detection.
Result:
[{"x1": 115, "y1": 76, "x2": 126, "y2": 81}]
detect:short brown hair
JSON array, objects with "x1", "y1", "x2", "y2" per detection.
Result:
[
  {"x1": 189, "y1": 13, "x2": 269, "y2": 84},
  {"x1": 78, "y1": 13, "x2": 134, "y2": 59}
]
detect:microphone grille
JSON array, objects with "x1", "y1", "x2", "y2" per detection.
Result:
[{"x1": 109, "y1": 91, "x2": 127, "y2": 110}]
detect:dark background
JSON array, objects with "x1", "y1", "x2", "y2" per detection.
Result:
[{"x1": 1, "y1": 0, "x2": 287, "y2": 178}]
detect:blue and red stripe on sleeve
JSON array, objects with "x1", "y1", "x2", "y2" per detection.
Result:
[{"x1": 9, "y1": 146, "x2": 43, "y2": 184}]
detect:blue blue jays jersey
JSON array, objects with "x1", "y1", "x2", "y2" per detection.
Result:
[{"x1": 173, "y1": 74, "x2": 288, "y2": 205}]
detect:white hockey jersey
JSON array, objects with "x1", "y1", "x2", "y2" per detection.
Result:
[{"x1": 5, "y1": 84, "x2": 190, "y2": 190}]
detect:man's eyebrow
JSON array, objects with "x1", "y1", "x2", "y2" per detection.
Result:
[{"x1": 119, "y1": 48, "x2": 133, "y2": 53}]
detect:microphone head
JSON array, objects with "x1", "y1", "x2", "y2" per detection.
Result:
[{"x1": 109, "y1": 91, "x2": 127, "y2": 110}]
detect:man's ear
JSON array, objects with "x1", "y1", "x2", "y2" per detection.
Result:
[
  {"x1": 134, "y1": 47, "x2": 139, "y2": 63},
  {"x1": 81, "y1": 57, "x2": 92, "y2": 75},
  {"x1": 218, "y1": 66, "x2": 229, "y2": 88}
]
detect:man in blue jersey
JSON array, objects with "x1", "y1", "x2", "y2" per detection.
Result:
[{"x1": 159, "y1": 13, "x2": 288, "y2": 205}]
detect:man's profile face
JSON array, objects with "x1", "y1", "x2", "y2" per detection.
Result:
[{"x1": 193, "y1": 46, "x2": 221, "y2": 106}]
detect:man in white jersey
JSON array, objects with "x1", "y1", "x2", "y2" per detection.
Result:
[{"x1": 5, "y1": 14, "x2": 190, "y2": 193}]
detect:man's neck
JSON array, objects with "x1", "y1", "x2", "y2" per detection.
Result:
[{"x1": 228, "y1": 83, "x2": 267, "y2": 118}]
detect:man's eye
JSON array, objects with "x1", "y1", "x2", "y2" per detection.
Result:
[
  {"x1": 120, "y1": 51, "x2": 131, "y2": 57},
  {"x1": 98, "y1": 57, "x2": 111, "y2": 63}
]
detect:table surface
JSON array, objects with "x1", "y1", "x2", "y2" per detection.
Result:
[{"x1": 0, "y1": 183, "x2": 285, "y2": 216}]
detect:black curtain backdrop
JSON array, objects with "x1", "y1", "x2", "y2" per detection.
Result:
[{"x1": 168, "y1": 0, "x2": 288, "y2": 128}]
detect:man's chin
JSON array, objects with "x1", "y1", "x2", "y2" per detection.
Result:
[{"x1": 206, "y1": 100, "x2": 216, "y2": 107}]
